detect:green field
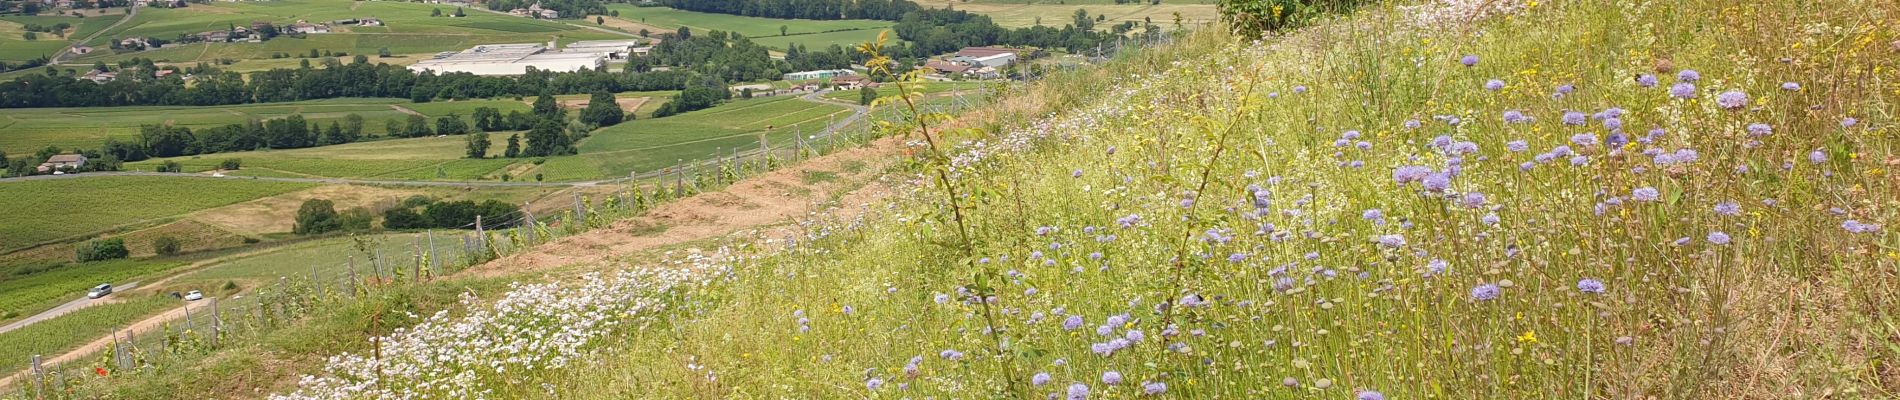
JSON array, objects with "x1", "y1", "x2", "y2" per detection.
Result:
[
  {"x1": 536, "y1": 95, "x2": 851, "y2": 181},
  {"x1": 0, "y1": 176, "x2": 314, "y2": 251},
  {"x1": 172, "y1": 231, "x2": 470, "y2": 286},
  {"x1": 68, "y1": 0, "x2": 627, "y2": 63},
  {"x1": 0, "y1": 14, "x2": 120, "y2": 62},
  {"x1": 0, "y1": 98, "x2": 527, "y2": 155},
  {"x1": 605, "y1": 4, "x2": 891, "y2": 48},
  {"x1": 0, "y1": 294, "x2": 175, "y2": 376},
  {"x1": 0, "y1": 258, "x2": 181, "y2": 323}
]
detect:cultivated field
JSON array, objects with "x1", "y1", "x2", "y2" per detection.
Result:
[
  {"x1": 0, "y1": 258, "x2": 180, "y2": 324},
  {"x1": 0, "y1": 14, "x2": 119, "y2": 62},
  {"x1": 0, "y1": 295, "x2": 173, "y2": 376},
  {"x1": 69, "y1": 0, "x2": 626, "y2": 63},
  {"x1": 912, "y1": 0, "x2": 1217, "y2": 28},
  {"x1": 603, "y1": 4, "x2": 891, "y2": 49},
  {"x1": 0, "y1": 176, "x2": 313, "y2": 252},
  {"x1": 535, "y1": 95, "x2": 852, "y2": 181},
  {"x1": 0, "y1": 98, "x2": 526, "y2": 155}
]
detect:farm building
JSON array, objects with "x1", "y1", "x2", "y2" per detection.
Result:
[
  {"x1": 360, "y1": 18, "x2": 384, "y2": 27},
  {"x1": 287, "y1": 22, "x2": 332, "y2": 34},
  {"x1": 951, "y1": 47, "x2": 1019, "y2": 67},
  {"x1": 784, "y1": 69, "x2": 855, "y2": 81},
  {"x1": 37, "y1": 154, "x2": 87, "y2": 173},
  {"x1": 563, "y1": 39, "x2": 645, "y2": 59},
  {"x1": 408, "y1": 43, "x2": 607, "y2": 76},
  {"x1": 831, "y1": 75, "x2": 875, "y2": 90}
]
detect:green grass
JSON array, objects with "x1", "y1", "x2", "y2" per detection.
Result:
[
  {"x1": 0, "y1": 177, "x2": 314, "y2": 251},
  {"x1": 605, "y1": 4, "x2": 891, "y2": 47},
  {"x1": 173, "y1": 231, "x2": 471, "y2": 285},
  {"x1": 0, "y1": 259, "x2": 182, "y2": 326},
  {"x1": 535, "y1": 95, "x2": 851, "y2": 181},
  {"x1": 0, "y1": 295, "x2": 176, "y2": 376}
]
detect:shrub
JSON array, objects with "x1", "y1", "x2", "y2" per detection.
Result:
[
  {"x1": 75, "y1": 238, "x2": 129, "y2": 262},
  {"x1": 220, "y1": 159, "x2": 242, "y2": 170},
  {"x1": 152, "y1": 236, "x2": 182, "y2": 256},
  {"x1": 294, "y1": 199, "x2": 341, "y2": 235},
  {"x1": 382, "y1": 207, "x2": 429, "y2": 230}
]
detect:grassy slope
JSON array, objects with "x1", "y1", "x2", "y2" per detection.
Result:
[
  {"x1": 540, "y1": 0, "x2": 1893, "y2": 398},
  {"x1": 0, "y1": 258, "x2": 180, "y2": 323},
  {"x1": 0, "y1": 14, "x2": 120, "y2": 62},
  {"x1": 536, "y1": 95, "x2": 851, "y2": 181},
  {"x1": 604, "y1": 4, "x2": 891, "y2": 49},
  {"x1": 0, "y1": 98, "x2": 470, "y2": 155}
]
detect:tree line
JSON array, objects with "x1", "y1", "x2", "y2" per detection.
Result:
[
  {"x1": 484, "y1": 0, "x2": 605, "y2": 18},
  {"x1": 657, "y1": 0, "x2": 923, "y2": 21}
]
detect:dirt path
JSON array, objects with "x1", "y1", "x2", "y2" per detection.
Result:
[
  {"x1": 389, "y1": 104, "x2": 424, "y2": 116},
  {"x1": 470, "y1": 132, "x2": 907, "y2": 274},
  {"x1": 0, "y1": 297, "x2": 205, "y2": 390}
]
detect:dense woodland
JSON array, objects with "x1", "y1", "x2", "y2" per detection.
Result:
[{"x1": 656, "y1": 0, "x2": 921, "y2": 21}]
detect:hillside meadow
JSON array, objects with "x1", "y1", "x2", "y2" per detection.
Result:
[
  {"x1": 255, "y1": 0, "x2": 1894, "y2": 398},
  {"x1": 0, "y1": 13, "x2": 119, "y2": 62},
  {"x1": 0, "y1": 176, "x2": 313, "y2": 252},
  {"x1": 0, "y1": 98, "x2": 526, "y2": 155},
  {"x1": 604, "y1": 4, "x2": 892, "y2": 49}
]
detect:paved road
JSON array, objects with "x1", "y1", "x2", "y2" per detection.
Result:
[
  {"x1": 50, "y1": 5, "x2": 139, "y2": 65},
  {"x1": 0, "y1": 90, "x2": 870, "y2": 187},
  {"x1": 0, "y1": 281, "x2": 138, "y2": 335}
]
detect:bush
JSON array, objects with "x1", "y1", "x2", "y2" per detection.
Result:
[
  {"x1": 156, "y1": 160, "x2": 182, "y2": 173},
  {"x1": 382, "y1": 207, "x2": 430, "y2": 230},
  {"x1": 220, "y1": 158, "x2": 242, "y2": 170},
  {"x1": 75, "y1": 238, "x2": 129, "y2": 262},
  {"x1": 294, "y1": 199, "x2": 341, "y2": 235},
  {"x1": 152, "y1": 236, "x2": 182, "y2": 256}
]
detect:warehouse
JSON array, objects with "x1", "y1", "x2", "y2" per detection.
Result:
[
  {"x1": 563, "y1": 39, "x2": 646, "y2": 59},
  {"x1": 408, "y1": 43, "x2": 607, "y2": 76}
]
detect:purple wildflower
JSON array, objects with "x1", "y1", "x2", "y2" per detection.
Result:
[
  {"x1": 1067, "y1": 383, "x2": 1090, "y2": 400},
  {"x1": 1716, "y1": 90, "x2": 1749, "y2": 109},
  {"x1": 1362, "y1": 209, "x2": 1385, "y2": 223},
  {"x1": 1063, "y1": 315, "x2": 1084, "y2": 330},
  {"x1": 1746, "y1": 123, "x2": 1772, "y2": 136},
  {"x1": 1842, "y1": 117, "x2": 1858, "y2": 128},
  {"x1": 1677, "y1": 69, "x2": 1701, "y2": 82},
  {"x1": 1377, "y1": 234, "x2": 1406, "y2": 248},
  {"x1": 1426, "y1": 259, "x2": 1448, "y2": 276},
  {"x1": 1714, "y1": 201, "x2": 1740, "y2": 216},
  {"x1": 1461, "y1": 192, "x2": 1486, "y2": 208},
  {"x1": 1808, "y1": 150, "x2": 1828, "y2": 164},
  {"x1": 1484, "y1": 79, "x2": 1506, "y2": 91},
  {"x1": 940, "y1": 349, "x2": 965, "y2": 361},
  {"x1": 1358, "y1": 391, "x2": 1387, "y2": 400},
  {"x1": 1507, "y1": 140, "x2": 1529, "y2": 152},
  {"x1": 1781, "y1": 82, "x2": 1801, "y2": 91},
  {"x1": 1143, "y1": 381, "x2": 1167, "y2": 395},
  {"x1": 1404, "y1": 119, "x2": 1422, "y2": 129},
  {"x1": 1033, "y1": 372, "x2": 1052, "y2": 386},
  {"x1": 1577, "y1": 278, "x2": 1606, "y2": 294},
  {"x1": 1844, "y1": 220, "x2": 1882, "y2": 233},
  {"x1": 1292, "y1": 85, "x2": 1308, "y2": 94},
  {"x1": 1562, "y1": 111, "x2": 1587, "y2": 126},
  {"x1": 1636, "y1": 74, "x2": 1658, "y2": 87},
  {"x1": 1571, "y1": 133, "x2": 1599, "y2": 147},
  {"x1": 1102, "y1": 371, "x2": 1123, "y2": 385},
  {"x1": 1707, "y1": 231, "x2": 1731, "y2": 245},
  {"x1": 1471, "y1": 284, "x2": 1501, "y2": 301},
  {"x1": 1421, "y1": 172, "x2": 1451, "y2": 192},
  {"x1": 1631, "y1": 187, "x2": 1660, "y2": 202},
  {"x1": 1503, "y1": 110, "x2": 1529, "y2": 123},
  {"x1": 1460, "y1": 55, "x2": 1479, "y2": 66},
  {"x1": 1670, "y1": 82, "x2": 1696, "y2": 99}
]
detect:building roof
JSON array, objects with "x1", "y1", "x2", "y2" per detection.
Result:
[
  {"x1": 925, "y1": 60, "x2": 970, "y2": 73},
  {"x1": 47, "y1": 154, "x2": 87, "y2": 163},
  {"x1": 956, "y1": 47, "x2": 1017, "y2": 58},
  {"x1": 832, "y1": 75, "x2": 868, "y2": 83}
]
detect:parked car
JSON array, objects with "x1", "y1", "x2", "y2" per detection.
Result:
[
  {"x1": 184, "y1": 290, "x2": 204, "y2": 301},
  {"x1": 87, "y1": 284, "x2": 113, "y2": 299}
]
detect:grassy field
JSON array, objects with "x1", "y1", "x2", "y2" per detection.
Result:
[
  {"x1": 66, "y1": 0, "x2": 626, "y2": 64},
  {"x1": 0, "y1": 13, "x2": 121, "y2": 62},
  {"x1": 166, "y1": 231, "x2": 470, "y2": 290},
  {"x1": 0, "y1": 97, "x2": 527, "y2": 155},
  {"x1": 603, "y1": 4, "x2": 891, "y2": 48},
  {"x1": 534, "y1": 94, "x2": 851, "y2": 181},
  {"x1": 0, "y1": 176, "x2": 314, "y2": 252}
]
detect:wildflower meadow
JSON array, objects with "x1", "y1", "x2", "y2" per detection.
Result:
[{"x1": 263, "y1": 0, "x2": 1897, "y2": 398}]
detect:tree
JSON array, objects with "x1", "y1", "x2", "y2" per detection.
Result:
[
  {"x1": 859, "y1": 86, "x2": 878, "y2": 105},
  {"x1": 435, "y1": 113, "x2": 469, "y2": 135},
  {"x1": 294, "y1": 199, "x2": 342, "y2": 235},
  {"x1": 453, "y1": 7, "x2": 466, "y2": 17},
  {"x1": 531, "y1": 93, "x2": 564, "y2": 120},
  {"x1": 321, "y1": 121, "x2": 349, "y2": 145},
  {"x1": 378, "y1": 47, "x2": 392, "y2": 57},
  {"x1": 596, "y1": 16, "x2": 604, "y2": 24},
  {"x1": 343, "y1": 113, "x2": 366, "y2": 138},
  {"x1": 220, "y1": 158, "x2": 241, "y2": 170},
  {"x1": 578, "y1": 90, "x2": 624, "y2": 127},
  {"x1": 75, "y1": 238, "x2": 129, "y2": 262},
  {"x1": 431, "y1": 8, "x2": 442, "y2": 16},
  {"x1": 466, "y1": 131, "x2": 491, "y2": 158},
  {"x1": 472, "y1": 107, "x2": 501, "y2": 131},
  {"x1": 382, "y1": 207, "x2": 429, "y2": 230},
  {"x1": 404, "y1": 114, "x2": 433, "y2": 137},
  {"x1": 522, "y1": 119, "x2": 572, "y2": 157},
  {"x1": 780, "y1": 25, "x2": 788, "y2": 36},
  {"x1": 504, "y1": 134, "x2": 521, "y2": 158},
  {"x1": 152, "y1": 236, "x2": 182, "y2": 256}
]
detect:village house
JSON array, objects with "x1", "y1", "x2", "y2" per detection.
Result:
[
  {"x1": 288, "y1": 21, "x2": 331, "y2": 34},
  {"x1": 119, "y1": 37, "x2": 149, "y2": 48},
  {"x1": 80, "y1": 70, "x2": 115, "y2": 83},
  {"x1": 784, "y1": 69, "x2": 854, "y2": 81},
  {"x1": 831, "y1": 75, "x2": 875, "y2": 90},
  {"x1": 70, "y1": 45, "x2": 93, "y2": 55},
  {"x1": 37, "y1": 154, "x2": 87, "y2": 174},
  {"x1": 360, "y1": 17, "x2": 384, "y2": 27}
]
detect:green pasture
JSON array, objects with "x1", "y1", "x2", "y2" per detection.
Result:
[
  {"x1": 0, "y1": 14, "x2": 120, "y2": 62},
  {"x1": 0, "y1": 98, "x2": 526, "y2": 155},
  {"x1": 604, "y1": 4, "x2": 891, "y2": 44},
  {"x1": 535, "y1": 95, "x2": 850, "y2": 181}
]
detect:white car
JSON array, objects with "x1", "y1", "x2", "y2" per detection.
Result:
[
  {"x1": 86, "y1": 284, "x2": 113, "y2": 299},
  {"x1": 183, "y1": 290, "x2": 204, "y2": 301}
]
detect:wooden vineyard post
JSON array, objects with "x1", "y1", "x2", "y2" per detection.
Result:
[
  {"x1": 521, "y1": 205, "x2": 536, "y2": 246},
  {"x1": 311, "y1": 264, "x2": 322, "y2": 297},
  {"x1": 30, "y1": 354, "x2": 43, "y2": 399},
  {"x1": 210, "y1": 297, "x2": 221, "y2": 347},
  {"x1": 427, "y1": 230, "x2": 439, "y2": 277},
  {"x1": 183, "y1": 302, "x2": 194, "y2": 331},
  {"x1": 348, "y1": 256, "x2": 359, "y2": 297},
  {"x1": 573, "y1": 192, "x2": 585, "y2": 221},
  {"x1": 674, "y1": 160, "x2": 684, "y2": 197}
]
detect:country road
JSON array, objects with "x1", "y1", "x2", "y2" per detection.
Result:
[
  {"x1": 0, "y1": 281, "x2": 139, "y2": 335},
  {"x1": 0, "y1": 89, "x2": 870, "y2": 187}
]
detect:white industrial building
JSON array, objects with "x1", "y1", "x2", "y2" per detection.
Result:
[
  {"x1": 562, "y1": 39, "x2": 646, "y2": 59},
  {"x1": 408, "y1": 43, "x2": 606, "y2": 76}
]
